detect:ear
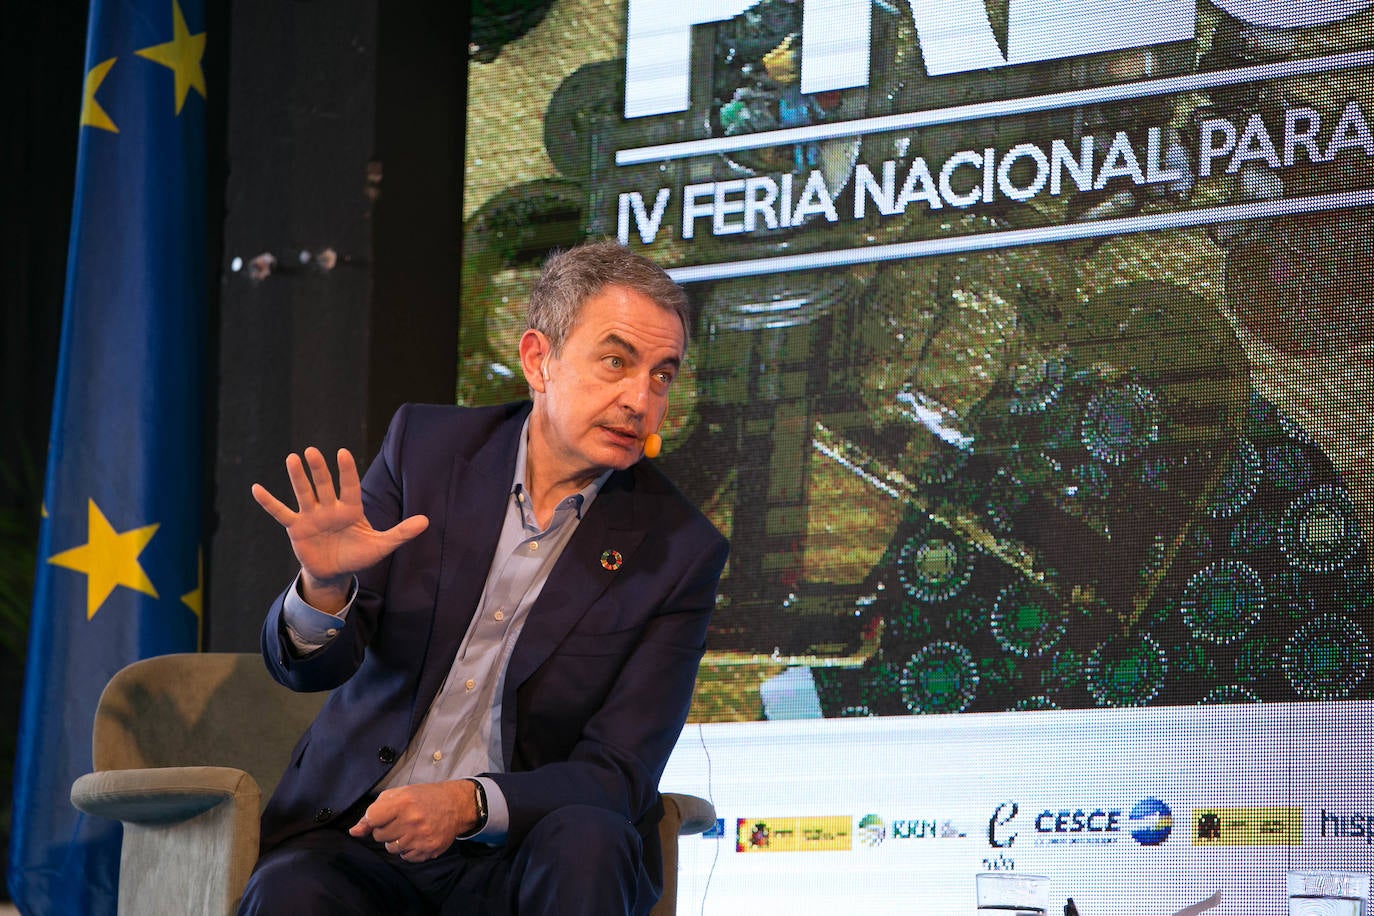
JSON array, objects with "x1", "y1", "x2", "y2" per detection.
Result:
[{"x1": 519, "y1": 329, "x2": 552, "y2": 393}]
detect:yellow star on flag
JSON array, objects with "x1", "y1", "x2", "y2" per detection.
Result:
[
  {"x1": 48, "y1": 499, "x2": 160, "y2": 620},
  {"x1": 182, "y1": 548, "x2": 204, "y2": 649},
  {"x1": 135, "y1": 0, "x2": 206, "y2": 114},
  {"x1": 181, "y1": 549, "x2": 203, "y2": 619},
  {"x1": 80, "y1": 57, "x2": 119, "y2": 133}
]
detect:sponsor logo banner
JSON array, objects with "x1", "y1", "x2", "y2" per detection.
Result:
[
  {"x1": 1319, "y1": 809, "x2": 1374, "y2": 844},
  {"x1": 1033, "y1": 806, "x2": 1125, "y2": 845},
  {"x1": 989, "y1": 797, "x2": 1174, "y2": 848},
  {"x1": 1129, "y1": 797, "x2": 1174, "y2": 847},
  {"x1": 736, "y1": 816, "x2": 853, "y2": 852},
  {"x1": 1192, "y1": 807, "x2": 1302, "y2": 846},
  {"x1": 856, "y1": 814, "x2": 967, "y2": 848}
]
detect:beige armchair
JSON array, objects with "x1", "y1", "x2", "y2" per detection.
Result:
[{"x1": 70, "y1": 652, "x2": 716, "y2": 915}]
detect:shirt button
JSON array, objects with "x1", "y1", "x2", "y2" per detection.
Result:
[
  {"x1": 325, "y1": 628, "x2": 338, "y2": 637},
  {"x1": 432, "y1": 750, "x2": 443, "y2": 763},
  {"x1": 529, "y1": 541, "x2": 539, "y2": 551},
  {"x1": 465, "y1": 678, "x2": 476, "y2": 691},
  {"x1": 494, "y1": 610, "x2": 505, "y2": 621}
]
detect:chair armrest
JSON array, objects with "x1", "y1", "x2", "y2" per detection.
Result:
[
  {"x1": 71, "y1": 766, "x2": 260, "y2": 825},
  {"x1": 663, "y1": 792, "x2": 716, "y2": 836}
]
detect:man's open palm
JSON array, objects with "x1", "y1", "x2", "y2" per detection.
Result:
[{"x1": 252, "y1": 447, "x2": 428, "y2": 587}]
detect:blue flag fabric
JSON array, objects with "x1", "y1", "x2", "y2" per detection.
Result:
[{"x1": 8, "y1": 0, "x2": 206, "y2": 912}]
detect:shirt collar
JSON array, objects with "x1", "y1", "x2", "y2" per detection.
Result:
[{"x1": 510, "y1": 418, "x2": 613, "y2": 521}]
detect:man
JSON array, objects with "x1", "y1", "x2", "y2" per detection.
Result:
[{"x1": 239, "y1": 241, "x2": 729, "y2": 915}]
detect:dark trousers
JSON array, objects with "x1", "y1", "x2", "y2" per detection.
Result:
[{"x1": 237, "y1": 804, "x2": 653, "y2": 915}]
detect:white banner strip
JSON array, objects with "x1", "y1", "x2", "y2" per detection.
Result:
[
  {"x1": 664, "y1": 188, "x2": 1374, "y2": 284},
  {"x1": 617, "y1": 49, "x2": 1374, "y2": 166}
]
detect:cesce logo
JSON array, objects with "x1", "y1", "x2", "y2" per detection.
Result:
[
  {"x1": 1034, "y1": 807, "x2": 1123, "y2": 835},
  {"x1": 624, "y1": 0, "x2": 1374, "y2": 117},
  {"x1": 987, "y1": 797, "x2": 1171, "y2": 848},
  {"x1": 1129, "y1": 797, "x2": 1174, "y2": 846}
]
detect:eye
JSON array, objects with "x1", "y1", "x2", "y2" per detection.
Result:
[
  {"x1": 654, "y1": 369, "x2": 676, "y2": 386},
  {"x1": 603, "y1": 355, "x2": 625, "y2": 371}
]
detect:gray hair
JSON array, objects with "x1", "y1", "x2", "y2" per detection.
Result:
[{"x1": 527, "y1": 240, "x2": 690, "y2": 354}]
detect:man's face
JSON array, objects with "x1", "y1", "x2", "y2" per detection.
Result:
[{"x1": 523, "y1": 283, "x2": 685, "y2": 483}]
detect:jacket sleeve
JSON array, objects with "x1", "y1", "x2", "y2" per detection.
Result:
[{"x1": 259, "y1": 406, "x2": 414, "y2": 692}]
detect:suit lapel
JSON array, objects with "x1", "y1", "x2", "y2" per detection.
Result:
[
  {"x1": 411, "y1": 412, "x2": 524, "y2": 728},
  {"x1": 503, "y1": 469, "x2": 647, "y2": 708}
]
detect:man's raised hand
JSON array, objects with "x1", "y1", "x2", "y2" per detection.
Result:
[{"x1": 251, "y1": 447, "x2": 428, "y2": 610}]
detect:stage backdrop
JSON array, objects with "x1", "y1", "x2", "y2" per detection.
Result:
[{"x1": 460, "y1": 1, "x2": 1374, "y2": 912}]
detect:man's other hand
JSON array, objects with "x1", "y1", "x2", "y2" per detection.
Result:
[{"x1": 347, "y1": 781, "x2": 480, "y2": 862}]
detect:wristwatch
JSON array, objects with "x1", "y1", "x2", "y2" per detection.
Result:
[{"x1": 468, "y1": 778, "x2": 489, "y2": 833}]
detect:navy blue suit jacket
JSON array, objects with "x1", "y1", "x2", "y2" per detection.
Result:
[{"x1": 258, "y1": 403, "x2": 728, "y2": 892}]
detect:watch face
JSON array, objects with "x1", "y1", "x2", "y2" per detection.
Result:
[{"x1": 468, "y1": 779, "x2": 488, "y2": 823}]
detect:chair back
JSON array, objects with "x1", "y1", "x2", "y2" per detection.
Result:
[{"x1": 92, "y1": 652, "x2": 326, "y2": 806}]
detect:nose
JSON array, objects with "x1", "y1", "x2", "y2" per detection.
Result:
[{"x1": 619, "y1": 373, "x2": 654, "y2": 416}]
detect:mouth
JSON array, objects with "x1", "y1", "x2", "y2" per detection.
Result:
[{"x1": 602, "y1": 425, "x2": 642, "y2": 447}]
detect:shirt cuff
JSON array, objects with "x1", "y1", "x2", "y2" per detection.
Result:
[
  {"x1": 281, "y1": 571, "x2": 356, "y2": 653},
  {"x1": 460, "y1": 776, "x2": 508, "y2": 844}
]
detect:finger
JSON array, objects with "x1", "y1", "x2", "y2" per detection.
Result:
[
  {"x1": 251, "y1": 483, "x2": 298, "y2": 527},
  {"x1": 303, "y1": 447, "x2": 338, "y2": 507},
  {"x1": 347, "y1": 816, "x2": 372, "y2": 838},
  {"x1": 284, "y1": 452, "x2": 318, "y2": 510},
  {"x1": 381, "y1": 514, "x2": 430, "y2": 550},
  {"x1": 336, "y1": 449, "x2": 362, "y2": 506},
  {"x1": 361, "y1": 798, "x2": 398, "y2": 832}
]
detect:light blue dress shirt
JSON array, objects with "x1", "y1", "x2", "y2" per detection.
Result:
[{"x1": 282, "y1": 421, "x2": 611, "y2": 842}]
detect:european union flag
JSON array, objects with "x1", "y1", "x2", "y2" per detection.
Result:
[{"x1": 8, "y1": 1, "x2": 206, "y2": 912}]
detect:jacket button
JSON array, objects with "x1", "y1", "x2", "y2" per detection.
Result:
[
  {"x1": 313, "y1": 807, "x2": 334, "y2": 824},
  {"x1": 378, "y1": 746, "x2": 397, "y2": 764}
]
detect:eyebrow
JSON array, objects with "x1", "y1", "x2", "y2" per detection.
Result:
[{"x1": 603, "y1": 333, "x2": 681, "y2": 371}]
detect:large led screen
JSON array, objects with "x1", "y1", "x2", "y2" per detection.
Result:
[{"x1": 461, "y1": 1, "x2": 1374, "y2": 911}]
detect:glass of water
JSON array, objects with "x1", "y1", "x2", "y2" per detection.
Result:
[
  {"x1": 976, "y1": 873, "x2": 1051, "y2": 915},
  {"x1": 1288, "y1": 871, "x2": 1368, "y2": 916}
]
